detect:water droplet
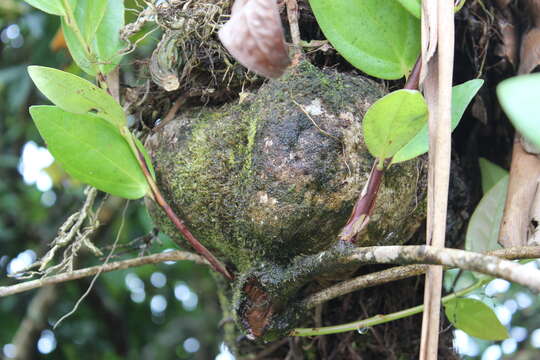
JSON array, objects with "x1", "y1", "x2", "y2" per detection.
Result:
[{"x1": 357, "y1": 327, "x2": 369, "y2": 335}]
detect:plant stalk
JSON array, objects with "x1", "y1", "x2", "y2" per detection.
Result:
[
  {"x1": 291, "y1": 278, "x2": 489, "y2": 336},
  {"x1": 125, "y1": 132, "x2": 233, "y2": 280}
]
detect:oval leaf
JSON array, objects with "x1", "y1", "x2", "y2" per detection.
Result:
[
  {"x1": 392, "y1": 79, "x2": 484, "y2": 164},
  {"x1": 444, "y1": 298, "x2": 509, "y2": 340},
  {"x1": 28, "y1": 66, "x2": 125, "y2": 128},
  {"x1": 466, "y1": 175, "x2": 508, "y2": 254},
  {"x1": 309, "y1": 0, "x2": 420, "y2": 79},
  {"x1": 23, "y1": 0, "x2": 65, "y2": 16},
  {"x1": 94, "y1": 0, "x2": 125, "y2": 75},
  {"x1": 74, "y1": 0, "x2": 108, "y2": 44},
  {"x1": 497, "y1": 73, "x2": 540, "y2": 150},
  {"x1": 29, "y1": 106, "x2": 148, "y2": 199},
  {"x1": 363, "y1": 89, "x2": 428, "y2": 160},
  {"x1": 62, "y1": 17, "x2": 99, "y2": 76},
  {"x1": 479, "y1": 158, "x2": 508, "y2": 195}
]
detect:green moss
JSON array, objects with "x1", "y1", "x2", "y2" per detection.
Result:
[{"x1": 145, "y1": 62, "x2": 428, "y2": 340}]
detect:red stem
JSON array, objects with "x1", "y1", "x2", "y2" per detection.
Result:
[
  {"x1": 136, "y1": 150, "x2": 234, "y2": 280},
  {"x1": 340, "y1": 162, "x2": 384, "y2": 242},
  {"x1": 340, "y1": 55, "x2": 421, "y2": 242}
]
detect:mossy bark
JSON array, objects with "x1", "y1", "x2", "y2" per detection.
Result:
[{"x1": 145, "y1": 62, "x2": 428, "y2": 348}]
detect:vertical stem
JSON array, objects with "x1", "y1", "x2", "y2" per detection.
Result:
[
  {"x1": 419, "y1": 1, "x2": 455, "y2": 359},
  {"x1": 128, "y1": 133, "x2": 233, "y2": 280}
]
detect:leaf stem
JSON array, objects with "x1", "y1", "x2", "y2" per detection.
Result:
[
  {"x1": 339, "y1": 160, "x2": 384, "y2": 241},
  {"x1": 124, "y1": 131, "x2": 233, "y2": 280},
  {"x1": 290, "y1": 278, "x2": 489, "y2": 337}
]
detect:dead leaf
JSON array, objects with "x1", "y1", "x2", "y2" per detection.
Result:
[
  {"x1": 518, "y1": 27, "x2": 540, "y2": 74},
  {"x1": 420, "y1": 1, "x2": 438, "y2": 84},
  {"x1": 219, "y1": 0, "x2": 291, "y2": 78}
]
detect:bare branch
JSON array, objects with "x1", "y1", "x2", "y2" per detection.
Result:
[
  {"x1": 344, "y1": 245, "x2": 540, "y2": 291},
  {"x1": 0, "y1": 251, "x2": 207, "y2": 298},
  {"x1": 304, "y1": 246, "x2": 540, "y2": 308}
]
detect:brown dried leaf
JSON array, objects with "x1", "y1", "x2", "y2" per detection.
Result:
[
  {"x1": 495, "y1": 19, "x2": 518, "y2": 68},
  {"x1": 219, "y1": 0, "x2": 291, "y2": 78},
  {"x1": 420, "y1": 1, "x2": 438, "y2": 84},
  {"x1": 518, "y1": 27, "x2": 540, "y2": 74}
]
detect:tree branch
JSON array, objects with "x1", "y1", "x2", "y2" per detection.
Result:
[
  {"x1": 2, "y1": 245, "x2": 540, "y2": 301},
  {"x1": 344, "y1": 245, "x2": 540, "y2": 291},
  {"x1": 0, "y1": 251, "x2": 207, "y2": 298},
  {"x1": 304, "y1": 246, "x2": 540, "y2": 308}
]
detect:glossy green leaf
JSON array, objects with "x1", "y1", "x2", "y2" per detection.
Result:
[
  {"x1": 23, "y1": 0, "x2": 65, "y2": 16},
  {"x1": 395, "y1": 0, "x2": 420, "y2": 18},
  {"x1": 28, "y1": 66, "x2": 125, "y2": 128},
  {"x1": 363, "y1": 89, "x2": 428, "y2": 160},
  {"x1": 444, "y1": 298, "x2": 509, "y2": 340},
  {"x1": 94, "y1": 0, "x2": 125, "y2": 74},
  {"x1": 498, "y1": 73, "x2": 540, "y2": 150},
  {"x1": 309, "y1": 0, "x2": 420, "y2": 79},
  {"x1": 479, "y1": 158, "x2": 508, "y2": 195},
  {"x1": 392, "y1": 79, "x2": 484, "y2": 164},
  {"x1": 466, "y1": 175, "x2": 508, "y2": 254},
  {"x1": 62, "y1": 17, "x2": 98, "y2": 76},
  {"x1": 29, "y1": 106, "x2": 148, "y2": 199},
  {"x1": 73, "y1": 0, "x2": 108, "y2": 43}
]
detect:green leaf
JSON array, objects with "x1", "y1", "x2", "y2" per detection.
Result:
[
  {"x1": 392, "y1": 79, "x2": 484, "y2": 164},
  {"x1": 27, "y1": 66, "x2": 125, "y2": 128},
  {"x1": 479, "y1": 158, "x2": 508, "y2": 195},
  {"x1": 62, "y1": 17, "x2": 98, "y2": 76},
  {"x1": 444, "y1": 298, "x2": 509, "y2": 340},
  {"x1": 29, "y1": 106, "x2": 148, "y2": 199},
  {"x1": 93, "y1": 0, "x2": 125, "y2": 74},
  {"x1": 73, "y1": 0, "x2": 108, "y2": 43},
  {"x1": 363, "y1": 89, "x2": 428, "y2": 160},
  {"x1": 498, "y1": 73, "x2": 540, "y2": 150},
  {"x1": 309, "y1": 0, "x2": 420, "y2": 79},
  {"x1": 466, "y1": 175, "x2": 508, "y2": 254},
  {"x1": 395, "y1": 0, "x2": 421, "y2": 18},
  {"x1": 23, "y1": 0, "x2": 65, "y2": 16}
]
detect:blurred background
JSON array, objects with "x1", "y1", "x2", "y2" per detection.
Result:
[
  {"x1": 0, "y1": 1, "x2": 232, "y2": 359},
  {"x1": 1, "y1": 1, "x2": 540, "y2": 359}
]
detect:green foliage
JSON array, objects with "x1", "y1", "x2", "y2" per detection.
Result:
[
  {"x1": 309, "y1": 0, "x2": 420, "y2": 79},
  {"x1": 29, "y1": 106, "x2": 149, "y2": 199},
  {"x1": 93, "y1": 0, "x2": 126, "y2": 75},
  {"x1": 444, "y1": 298, "x2": 509, "y2": 340},
  {"x1": 23, "y1": 0, "x2": 65, "y2": 16},
  {"x1": 28, "y1": 66, "x2": 125, "y2": 128},
  {"x1": 497, "y1": 73, "x2": 540, "y2": 150},
  {"x1": 478, "y1": 158, "x2": 507, "y2": 194},
  {"x1": 395, "y1": 0, "x2": 421, "y2": 18},
  {"x1": 465, "y1": 175, "x2": 508, "y2": 254},
  {"x1": 362, "y1": 89, "x2": 427, "y2": 162},
  {"x1": 392, "y1": 79, "x2": 484, "y2": 164},
  {"x1": 26, "y1": 0, "x2": 125, "y2": 76},
  {"x1": 73, "y1": 0, "x2": 108, "y2": 44}
]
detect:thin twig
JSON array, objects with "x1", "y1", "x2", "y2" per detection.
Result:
[
  {"x1": 0, "y1": 251, "x2": 206, "y2": 298},
  {"x1": 292, "y1": 278, "x2": 488, "y2": 337},
  {"x1": 304, "y1": 246, "x2": 540, "y2": 308}
]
